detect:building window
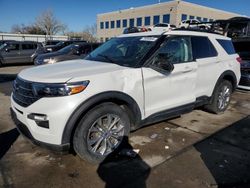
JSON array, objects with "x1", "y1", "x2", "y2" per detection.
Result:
[
  {"x1": 116, "y1": 20, "x2": 121, "y2": 28},
  {"x1": 100, "y1": 22, "x2": 104, "y2": 29},
  {"x1": 163, "y1": 14, "x2": 170, "y2": 23},
  {"x1": 105, "y1": 38, "x2": 109, "y2": 42},
  {"x1": 105, "y1": 21, "x2": 109, "y2": 29},
  {"x1": 153, "y1": 15, "x2": 160, "y2": 25},
  {"x1": 123, "y1": 19, "x2": 127, "y2": 28},
  {"x1": 209, "y1": 19, "x2": 214, "y2": 22},
  {"x1": 145, "y1": 16, "x2": 151, "y2": 26},
  {"x1": 203, "y1": 18, "x2": 208, "y2": 22},
  {"x1": 100, "y1": 37, "x2": 103, "y2": 43},
  {"x1": 137, "y1": 17, "x2": 142, "y2": 26},
  {"x1": 129, "y1": 18, "x2": 134, "y2": 27},
  {"x1": 181, "y1": 14, "x2": 187, "y2": 21},
  {"x1": 111, "y1": 21, "x2": 115, "y2": 28},
  {"x1": 197, "y1": 17, "x2": 201, "y2": 21},
  {"x1": 189, "y1": 15, "x2": 194, "y2": 20}
]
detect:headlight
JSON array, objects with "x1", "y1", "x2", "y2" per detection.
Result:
[
  {"x1": 32, "y1": 81, "x2": 89, "y2": 97},
  {"x1": 43, "y1": 58, "x2": 56, "y2": 64}
]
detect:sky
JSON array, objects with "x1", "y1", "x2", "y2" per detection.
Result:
[{"x1": 0, "y1": 0, "x2": 249, "y2": 33}]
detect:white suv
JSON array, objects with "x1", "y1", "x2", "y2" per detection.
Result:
[{"x1": 11, "y1": 30, "x2": 241, "y2": 163}]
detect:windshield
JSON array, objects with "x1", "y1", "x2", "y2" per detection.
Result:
[
  {"x1": 85, "y1": 36, "x2": 159, "y2": 67},
  {"x1": 55, "y1": 41, "x2": 65, "y2": 47},
  {"x1": 0, "y1": 43, "x2": 7, "y2": 50},
  {"x1": 58, "y1": 44, "x2": 78, "y2": 54}
]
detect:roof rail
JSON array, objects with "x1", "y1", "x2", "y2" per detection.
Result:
[{"x1": 173, "y1": 27, "x2": 223, "y2": 35}]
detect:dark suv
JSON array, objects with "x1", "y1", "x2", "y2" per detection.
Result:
[
  {"x1": 44, "y1": 40, "x2": 87, "y2": 52},
  {"x1": 0, "y1": 41, "x2": 43, "y2": 65},
  {"x1": 35, "y1": 42, "x2": 101, "y2": 65}
]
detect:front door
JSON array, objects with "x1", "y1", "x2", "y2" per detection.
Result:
[{"x1": 142, "y1": 36, "x2": 197, "y2": 117}]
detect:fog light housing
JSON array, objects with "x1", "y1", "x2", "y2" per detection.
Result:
[{"x1": 27, "y1": 113, "x2": 49, "y2": 129}]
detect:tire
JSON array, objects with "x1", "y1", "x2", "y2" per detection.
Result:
[
  {"x1": 204, "y1": 80, "x2": 233, "y2": 114},
  {"x1": 73, "y1": 102, "x2": 130, "y2": 163}
]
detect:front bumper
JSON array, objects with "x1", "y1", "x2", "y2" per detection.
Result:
[{"x1": 11, "y1": 108, "x2": 70, "y2": 152}]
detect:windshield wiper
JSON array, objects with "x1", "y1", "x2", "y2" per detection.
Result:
[{"x1": 97, "y1": 54, "x2": 116, "y2": 64}]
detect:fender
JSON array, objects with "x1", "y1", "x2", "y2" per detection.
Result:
[
  {"x1": 215, "y1": 70, "x2": 237, "y2": 91},
  {"x1": 61, "y1": 91, "x2": 142, "y2": 145},
  {"x1": 210, "y1": 70, "x2": 237, "y2": 104}
]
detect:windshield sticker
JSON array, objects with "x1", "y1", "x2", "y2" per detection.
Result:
[{"x1": 140, "y1": 37, "x2": 158, "y2": 42}]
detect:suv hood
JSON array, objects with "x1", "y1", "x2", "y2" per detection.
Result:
[{"x1": 18, "y1": 59, "x2": 127, "y2": 83}]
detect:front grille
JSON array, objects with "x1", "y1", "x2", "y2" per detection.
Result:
[{"x1": 12, "y1": 77, "x2": 40, "y2": 107}]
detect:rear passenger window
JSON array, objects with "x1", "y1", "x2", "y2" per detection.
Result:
[
  {"x1": 191, "y1": 36, "x2": 217, "y2": 59},
  {"x1": 22, "y1": 44, "x2": 35, "y2": 50},
  {"x1": 217, "y1": 39, "x2": 235, "y2": 55}
]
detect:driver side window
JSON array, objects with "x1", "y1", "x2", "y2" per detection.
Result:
[{"x1": 152, "y1": 36, "x2": 193, "y2": 67}]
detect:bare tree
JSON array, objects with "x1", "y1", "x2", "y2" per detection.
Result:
[
  {"x1": 83, "y1": 24, "x2": 97, "y2": 37},
  {"x1": 11, "y1": 24, "x2": 46, "y2": 34},
  {"x1": 35, "y1": 9, "x2": 67, "y2": 35},
  {"x1": 66, "y1": 24, "x2": 98, "y2": 42}
]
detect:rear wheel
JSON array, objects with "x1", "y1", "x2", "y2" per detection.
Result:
[
  {"x1": 73, "y1": 102, "x2": 130, "y2": 163},
  {"x1": 205, "y1": 80, "x2": 232, "y2": 114}
]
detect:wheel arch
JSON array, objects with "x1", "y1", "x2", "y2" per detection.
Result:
[
  {"x1": 211, "y1": 70, "x2": 237, "y2": 99},
  {"x1": 218, "y1": 70, "x2": 237, "y2": 91},
  {"x1": 61, "y1": 91, "x2": 142, "y2": 145}
]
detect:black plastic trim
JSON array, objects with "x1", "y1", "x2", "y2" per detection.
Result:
[
  {"x1": 139, "y1": 103, "x2": 194, "y2": 128},
  {"x1": 11, "y1": 108, "x2": 69, "y2": 152}
]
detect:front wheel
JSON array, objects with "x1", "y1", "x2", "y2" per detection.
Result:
[
  {"x1": 73, "y1": 102, "x2": 130, "y2": 163},
  {"x1": 205, "y1": 80, "x2": 233, "y2": 114}
]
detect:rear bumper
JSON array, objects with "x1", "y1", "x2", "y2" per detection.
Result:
[{"x1": 10, "y1": 108, "x2": 70, "y2": 152}]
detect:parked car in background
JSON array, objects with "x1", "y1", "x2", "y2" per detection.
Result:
[
  {"x1": 123, "y1": 27, "x2": 151, "y2": 34},
  {"x1": 0, "y1": 41, "x2": 43, "y2": 65},
  {"x1": 35, "y1": 42, "x2": 101, "y2": 65},
  {"x1": 233, "y1": 39, "x2": 250, "y2": 90},
  {"x1": 43, "y1": 40, "x2": 63, "y2": 46},
  {"x1": 150, "y1": 23, "x2": 176, "y2": 32},
  {"x1": 44, "y1": 40, "x2": 86, "y2": 52},
  {"x1": 0, "y1": 40, "x2": 15, "y2": 46},
  {"x1": 180, "y1": 19, "x2": 209, "y2": 29}
]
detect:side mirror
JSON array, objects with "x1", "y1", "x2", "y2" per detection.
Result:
[{"x1": 153, "y1": 53, "x2": 174, "y2": 72}]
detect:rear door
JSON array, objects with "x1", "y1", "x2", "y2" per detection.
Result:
[
  {"x1": 1, "y1": 42, "x2": 20, "y2": 64},
  {"x1": 191, "y1": 36, "x2": 219, "y2": 97},
  {"x1": 143, "y1": 36, "x2": 197, "y2": 117},
  {"x1": 20, "y1": 43, "x2": 37, "y2": 63}
]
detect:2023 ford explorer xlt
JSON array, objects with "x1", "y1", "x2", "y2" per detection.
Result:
[{"x1": 11, "y1": 30, "x2": 241, "y2": 163}]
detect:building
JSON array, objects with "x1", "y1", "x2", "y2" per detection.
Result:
[{"x1": 97, "y1": 0, "x2": 241, "y2": 42}]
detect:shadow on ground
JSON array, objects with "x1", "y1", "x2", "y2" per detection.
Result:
[
  {"x1": 195, "y1": 116, "x2": 250, "y2": 188},
  {"x1": 97, "y1": 137, "x2": 151, "y2": 188},
  {"x1": 0, "y1": 128, "x2": 19, "y2": 159}
]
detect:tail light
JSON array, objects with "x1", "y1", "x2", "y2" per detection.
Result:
[{"x1": 236, "y1": 57, "x2": 242, "y2": 64}]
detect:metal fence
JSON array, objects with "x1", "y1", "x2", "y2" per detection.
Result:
[{"x1": 0, "y1": 33, "x2": 69, "y2": 42}]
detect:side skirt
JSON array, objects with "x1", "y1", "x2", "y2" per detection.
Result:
[{"x1": 137, "y1": 96, "x2": 210, "y2": 130}]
